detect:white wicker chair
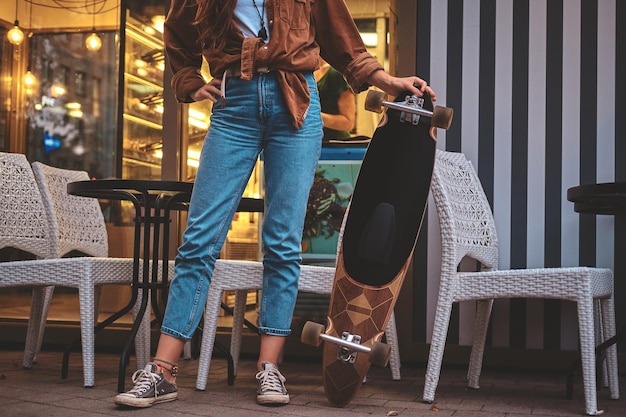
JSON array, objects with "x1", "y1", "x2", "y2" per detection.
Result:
[
  {"x1": 423, "y1": 150, "x2": 618, "y2": 416},
  {"x1": 29, "y1": 162, "x2": 164, "y2": 387},
  {"x1": 194, "y1": 260, "x2": 401, "y2": 390},
  {"x1": 0, "y1": 152, "x2": 55, "y2": 365}
]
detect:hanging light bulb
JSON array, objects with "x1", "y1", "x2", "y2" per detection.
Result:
[
  {"x1": 86, "y1": 32, "x2": 102, "y2": 51},
  {"x1": 23, "y1": 69, "x2": 37, "y2": 87},
  {"x1": 85, "y1": 3, "x2": 101, "y2": 52},
  {"x1": 22, "y1": 1, "x2": 36, "y2": 95},
  {"x1": 23, "y1": 70, "x2": 36, "y2": 87},
  {"x1": 23, "y1": 69, "x2": 36, "y2": 96},
  {"x1": 7, "y1": 0, "x2": 24, "y2": 45},
  {"x1": 8, "y1": 21, "x2": 25, "y2": 45}
]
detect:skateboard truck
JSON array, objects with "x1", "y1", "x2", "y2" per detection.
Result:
[
  {"x1": 301, "y1": 321, "x2": 391, "y2": 367},
  {"x1": 365, "y1": 90, "x2": 454, "y2": 130},
  {"x1": 338, "y1": 332, "x2": 361, "y2": 363},
  {"x1": 399, "y1": 96, "x2": 425, "y2": 125}
]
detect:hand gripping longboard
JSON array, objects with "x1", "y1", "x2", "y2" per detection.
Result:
[
  {"x1": 365, "y1": 90, "x2": 454, "y2": 130},
  {"x1": 302, "y1": 89, "x2": 453, "y2": 407}
]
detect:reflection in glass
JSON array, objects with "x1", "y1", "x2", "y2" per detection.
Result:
[{"x1": 25, "y1": 31, "x2": 118, "y2": 179}]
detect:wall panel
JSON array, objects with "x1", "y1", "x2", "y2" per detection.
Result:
[{"x1": 409, "y1": 0, "x2": 620, "y2": 354}]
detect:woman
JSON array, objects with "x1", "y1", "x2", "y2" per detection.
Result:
[{"x1": 115, "y1": 0, "x2": 435, "y2": 408}]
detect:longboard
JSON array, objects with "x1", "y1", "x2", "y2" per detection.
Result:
[{"x1": 302, "y1": 89, "x2": 453, "y2": 407}]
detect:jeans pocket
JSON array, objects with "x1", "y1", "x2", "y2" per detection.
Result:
[{"x1": 278, "y1": 0, "x2": 311, "y2": 30}]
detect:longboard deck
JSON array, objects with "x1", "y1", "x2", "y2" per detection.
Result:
[{"x1": 322, "y1": 90, "x2": 439, "y2": 406}]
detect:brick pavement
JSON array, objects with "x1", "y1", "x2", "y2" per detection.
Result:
[{"x1": 0, "y1": 349, "x2": 624, "y2": 416}]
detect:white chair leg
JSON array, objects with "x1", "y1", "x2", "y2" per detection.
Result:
[
  {"x1": 593, "y1": 300, "x2": 609, "y2": 388},
  {"x1": 467, "y1": 299, "x2": 493, "y2": 388},
  {"x1": 423, "y1": 299, "x2": 454, "y2": 403},
  {"x1": 230, "y1": 290, "x2": 248, "y2": 376},
  {"x1": 23, "y1": 286, "x2": 54, "y2": 368},
  {"x1": 600, "y1": 297, "x2": 619, "y2": 400},
  {"x1": 131, "y1": 288, "x2": 152, "y2": 370},
  {"x1": 78, "y1": 284, "x2": 96, "y2": 387},
  {"x1": 196, "y1": 286, "x2": 224, "y2": 391},
  {"x1": 385, "y1": 311, "x2": 401, "y2": 380},
  {"x1": 34, "y1": 286, "x2": 55, "y2": 363},
  {"x1": 577, "y1": 298, "x2": 601, "y2": 416}
]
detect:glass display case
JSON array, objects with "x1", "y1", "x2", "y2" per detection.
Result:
[
  {"x1": 121, "y1": 12, "x2": 165, "y2": 179},
  {"x1": 0, "y1": 30, "x2": 12, "y2": 152}
]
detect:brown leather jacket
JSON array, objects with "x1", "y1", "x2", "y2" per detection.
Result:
[{"x1": 164, "y1": 0, "x2": 383, "y2": 128}]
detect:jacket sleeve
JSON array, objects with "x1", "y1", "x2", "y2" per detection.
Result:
[
  {"x1": 164, "y1": 0, "x2": 206, "y2": 103},
  {"x1": 312, "y1": 0, "x2": 383, "y2": 94}
]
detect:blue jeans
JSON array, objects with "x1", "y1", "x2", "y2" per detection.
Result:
[{"x1": 161, "y1": 72, "x2": 323, "y2": 339}]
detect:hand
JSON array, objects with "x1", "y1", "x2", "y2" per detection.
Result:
[
  {"x1": 399, "y1": 75, "x2": 436, "y2": 102},
  {"x1": 368, "y1": 70, "x2": 437, "y2": 102},
  {"x1": 190, "y1": 79, "x2": 222, "y2": 103}
]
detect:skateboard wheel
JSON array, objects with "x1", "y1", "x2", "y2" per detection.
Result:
[
  {"x1": 369, "y1": 341, "x2": 391, "y2": 367},
  {"x1": 301, "y1": 321, "x2": 325, "y2": 347},
  {"x1": 431, "y1": 106, "x2": 454, "y2": 130},
  {"x1": 365, "y1": 90, "x2": 386, "y2": 113}
]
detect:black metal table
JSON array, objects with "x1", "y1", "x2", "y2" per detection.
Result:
[
  {"x1": 568, "y1": 182, "x2": 626, "y2": 216},
  {"x1": 566, "y1": 182, "x2": 626, "y2": 398},
  {"x1": 67, "y1": 179, "x2": 263, "y2": 392}
]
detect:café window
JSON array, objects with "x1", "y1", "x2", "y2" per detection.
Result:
[{"x1": 24, "y1": 31, "x2": 118, "y2": 178}]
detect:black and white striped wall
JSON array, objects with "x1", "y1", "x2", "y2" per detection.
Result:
[{"x1": 402, "y1": 0, "x2": 625, "y2": 353}]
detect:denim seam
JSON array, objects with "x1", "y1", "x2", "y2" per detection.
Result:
[
  {"x1": 182, "y1": 277, "x2": 207, "y2": 336},
  {"x1": 160, "y1": 326, "x2": 191, "y2": 341},
  {"x1": 259, "y1": 326, "x2": 291, "y2": 336}
]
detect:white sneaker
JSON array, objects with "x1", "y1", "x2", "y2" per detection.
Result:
[
  {"x1": 114, "y1": 362, "x2": 178, "y2": 408},
  {"x1": 256, "y1": 362, "x2": 290, "y2": 405}
]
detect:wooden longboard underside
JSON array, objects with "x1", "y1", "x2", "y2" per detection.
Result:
[
  {"x1": 322, "y1": 251, "x2": 410, "y2": 406},
  {"x1": 322, "y1": 91, "x2": 438, "y2": 406}
]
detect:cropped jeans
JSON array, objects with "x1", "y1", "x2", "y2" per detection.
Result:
[{"x1": 161, "y1": 71, "x2": 323, "y2": 339}]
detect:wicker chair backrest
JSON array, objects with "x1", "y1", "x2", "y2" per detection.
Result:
[
  {"x1": 0, "y1": 152, "x2": 52, "y2": 259},
  {"x1": 32, "y1": 162, "x2": 108, "y2": 258},
  {"x1": 431, "y1": 150, "x2": 499, "y2": 270}
]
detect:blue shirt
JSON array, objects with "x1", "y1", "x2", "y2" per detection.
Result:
[{"x1": 234, "y1": 0, "x2": 271, "y2": 42}]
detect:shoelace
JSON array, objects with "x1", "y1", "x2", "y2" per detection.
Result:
[
  {"x1": 128, "y1": 368, "x2": 160, "y2": 398},
  {"x1": 256, "y1": 368, "x2": 286, "y2": 394}
]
